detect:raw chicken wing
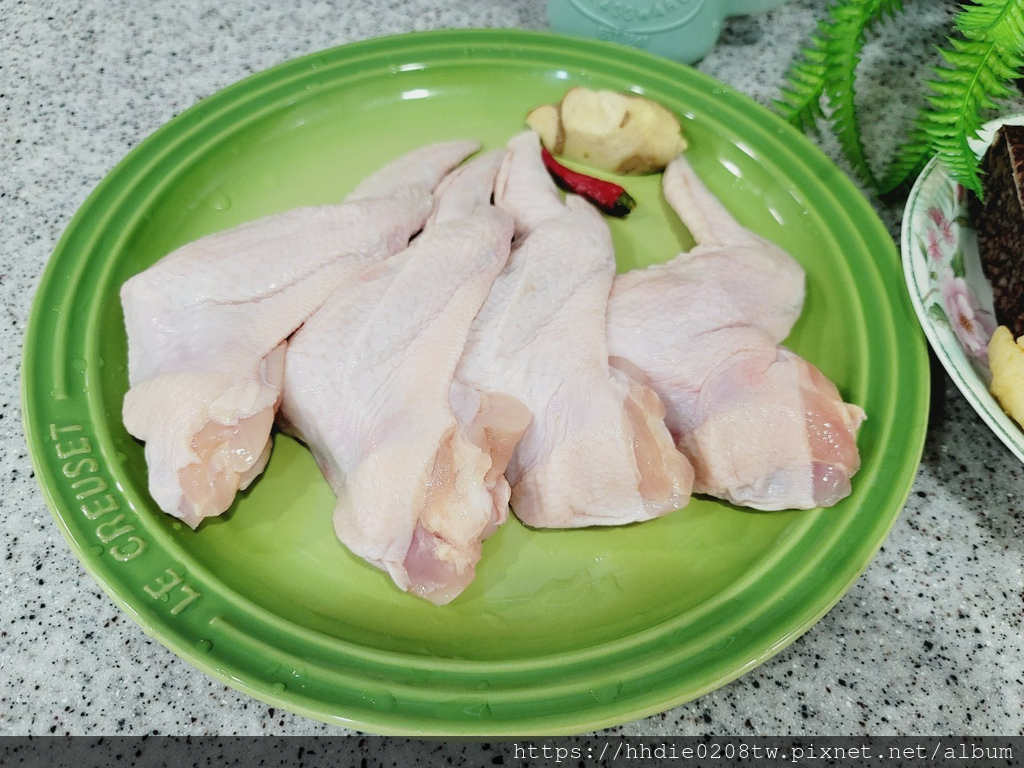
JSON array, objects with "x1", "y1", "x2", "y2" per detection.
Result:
[
  {"x1": 607, "y1": 154, "x2": 865, "y2": 510},
  {"x1": 122, "y1": 140, "x2": 479, "y2": 527},
  {"x1": 278, "y1": 151, "x2": 529, "y2": 605},
  {"x1": 456, "y1": 132, "x2": 694, "y2": 528}
]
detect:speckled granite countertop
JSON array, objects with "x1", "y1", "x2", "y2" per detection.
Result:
[{"x1": 2, "y1": 0, "x2": 1021, "y2": 738}]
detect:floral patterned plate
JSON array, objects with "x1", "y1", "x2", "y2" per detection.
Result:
[{"x1": 901, "y1": 115, "x2": 1024, "y2": 463}]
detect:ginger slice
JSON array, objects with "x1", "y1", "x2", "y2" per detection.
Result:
[{"x1": 526, "y1": 87, "x2": 687, "y2": 175}]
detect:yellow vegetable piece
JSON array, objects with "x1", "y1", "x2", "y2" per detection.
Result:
[
  {"x1": 526, "y1": 87, "x2": 687, "y2": 175},
  {"x1": 988, "y1": 325, "x2": 1024, "y2": 428}
]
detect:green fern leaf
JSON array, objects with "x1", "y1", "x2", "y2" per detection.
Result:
[
  {"x1": 776, "y1": 0, "x2": 908, "y2": 186},
  {"x1": 773, "y1": 30, "x2": 830, "y2": 132},
  {"x1": 877, "y1": 0, "x2": 903, "y2": 18},
  {"x1": 879, "y1": 123, "x2": 931, "y2": 197},
  {"x1": 883, "y1": 0, "x2": 1024, "y2": 197},
  {"x1": 957, "y1": 0, "x2": 1024, "y2": 44},
  {"x1": 773, "y1": 0, "x2": 892, "y2": 133},
  {"x1": 819, "y1": 0, "x2": 894, "y2": 187}
]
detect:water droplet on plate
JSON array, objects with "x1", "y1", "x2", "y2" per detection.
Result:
[
  {"x1": 271, "y1": 682, "x2": 287, "y2": 693},
  {"x1": 89, "y1": 545, "x2": 104, "y2": 557},
  {"x1": 711, "y1": 634, "x2": 736, "y2": 653},
  {"x1": 71, "y1": 358, "x2": 87, "y2": 373},
  {"x1": 360, "y1": 691, "x2": 396, "y2": 711},
  {"x1": 209, "y1": 192, "x2": 232, "y2": 212},
  {"x1": 590, "y1": 681, "x2": 623, "y2": 704},
  {"x1": 437, "y1": 699, "x2": 491, "y2": 718},
  {"x1": 462, "y1": 701, "x2": 491, "y2": 718},
  {"x1": 195, "y1": 639, "x2": 212, "y2": 653}
]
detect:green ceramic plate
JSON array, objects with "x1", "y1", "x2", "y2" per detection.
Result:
[{"x1": 22, "y1": 29, "x2": 928, "y2": 736}]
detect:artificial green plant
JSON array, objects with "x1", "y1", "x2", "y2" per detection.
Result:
[{"x1": 775, "y1": 0, "x2": 1024, "y2": 197}]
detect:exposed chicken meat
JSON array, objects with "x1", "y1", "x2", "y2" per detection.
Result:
[
  {"x1": 278, "y1": 151, "x2": 529, "y2": 605},
  {"x1": 456, "y1": 132, "x2": 694, "y2": 528},
  {"x1": 607, "y1": 153, "x2": 864, "y2": 510},
  {"x1": 121, "y1": 140, "x2": 479, "y2": 528}
]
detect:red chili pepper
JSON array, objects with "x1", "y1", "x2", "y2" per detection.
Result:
[{"x1": 540, "y1": 147, "x2": 637, "y2": 217}]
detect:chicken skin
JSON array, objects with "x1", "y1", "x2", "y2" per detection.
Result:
[
  {"x1": 607, "y1": 153, "x2": 864, "y2": 510},
  {"x1": 456, "y1": 132, "x2": 694, "y2": 528},
  {"x1": 278, "y1": 152, "x2": 530, "y2": 604},
  {"x1": 121, "y1": 140, "x2": 479, "y2": 527}
]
